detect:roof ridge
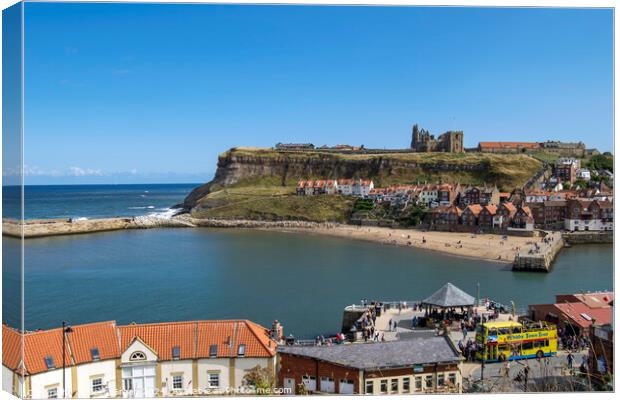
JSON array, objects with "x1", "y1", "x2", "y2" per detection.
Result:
[
  {"x1": 117, "y1": 319, "x2": 248, "y2": 329},
  {"x1": 23, "y1": 320, "x2": 117, "y2": 336},
  {"x1": 243, "y1": 320, "x2": 275, "y2": 356}
]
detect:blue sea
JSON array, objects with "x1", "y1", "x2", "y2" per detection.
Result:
[{"x1": 2, "y1": 183, "x2": 200, "y2": 220}]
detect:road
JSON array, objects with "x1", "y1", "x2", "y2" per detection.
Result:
[{"x1": 464, "y1": 350, "x2": 591, "y2": 392}]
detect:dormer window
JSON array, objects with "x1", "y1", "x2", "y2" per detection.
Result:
[
  {"x1": 44, "y1": 356, "x2": 56, "y2": 370},
  {"x1": 209, "y1": 344, "x2": 217, "y2": 358},
  {"x1": 129, "y1": 351, "x2": 146, "y2": 361},
  {"x1": 237, "y1": 344, "x2": 246, "y2": 357},
  {"x1": 90, "y1": 347, "x2": 100, "y2": 361},
  {"x1": 172, "y1": 346, "x2": 180, "y2": 360}
]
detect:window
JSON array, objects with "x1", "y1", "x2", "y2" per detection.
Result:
[
  {"x1": 172, "y1": 346, "x2": 180, "y2": 360},
  {"x1": 47, "y1": 388, "x2": 58, "y2": 399},
  {"x1": 448, "y1": 373, "x2": 456, "y2": 386},
  {"x1": 208, "y1": 373, "x2": 220, "y2": 388},
  {"x1": 172, "y1": 375, "x2": 183, "y2": 390},
  {"x1": 522, "y1": 342, "x2": 534, "y2": 351},
  {"x1": 129, "y1": 351, "x2": 146, "y2": 361},
  {"x1": 390, "y1": 379, "x2": 398, "y2": 393},
  {"x1": 380, "y1": 379, "x2": 388, "y2": 394},
  {"x1": 209, "y1": 344, "x2": 217, "y2": 358},
  {"x1": 92, "y1": 378, "x2": 104, "y2": 393},
  {"x1": 44, "y1": 356, "x2": 55, "y2": 370},
  {"x1": 437, "y1": 374, "x2": 445, "y2": 387},
  {"x1": 425, "y1": 375, "x2": 433, "y2": 388},
  {"x1": 237, "y1": 344, "x2": 246, "y2": 357},
  {"x1": 365, "y1": 380, "x2": 373, "y2": 394},
  {"x1": 415, "y1": 377, "x2": 422, "y2": 391},
  {"x1": 402, "y1": 377, "x2": 410, "y2": 393},
  {"x1": 90, "y1": 348, "x2": 100, "y2": 361}
]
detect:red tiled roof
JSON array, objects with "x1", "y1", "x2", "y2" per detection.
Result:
[
  {"x1": 23, "y1": 327, "x2": 73, "y2": 375},
  {"x1": 4, "y1": 319, "x2": 276, "y2": 375},
  {"x1": 483, "y1": 205, "x2": 498, "y2": 215},
  {"x1": 119, "y1": 321, "x2": 198, "y2": 361},
  {"x1": 66, "y1": 321, "x2": 120, "y2": 365},
  {"x1": 2, "y1": 325, "x2": 22, "y2": 372},
  {"x1": 479, "y1": 141, "x2": 540, "y2": 149},
  {"x1": 465, "y1": 204, "x2": 483, "y2": 216}
]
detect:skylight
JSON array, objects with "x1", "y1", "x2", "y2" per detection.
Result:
[
  {"x1": 172, "y1": 346, "x2": 180, "y2": 360},
  {"x1": 209, "y1": 344, "x2": 217, "y2": 358},
  {"x1": 44, "y1": 356, "x2": 55, "y2": 370},
  {"x1": 91, "y1": 347, "x2": 100, "y2": 361}
]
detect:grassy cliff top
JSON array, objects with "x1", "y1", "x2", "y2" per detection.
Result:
[{"x1": 224, "y1": 147, "x2": 540, "y2": 165}]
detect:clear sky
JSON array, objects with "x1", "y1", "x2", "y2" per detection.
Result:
[{"x1": 22, "y1": 3, "x2": 613, "y2": 184}]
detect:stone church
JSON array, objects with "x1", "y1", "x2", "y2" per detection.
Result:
[{"x1": 410, "y1": 124, "x2": 464, "y2": 153}]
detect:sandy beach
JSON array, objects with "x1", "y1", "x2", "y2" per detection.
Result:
[
  {"x1": 3, "y1": 215, "x2": 538, "y2": 263},
  {"x1": 277, "y1": 224, "x2": 531, "y2": 264}
]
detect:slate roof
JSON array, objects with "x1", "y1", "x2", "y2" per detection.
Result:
[
  {"x1": 278, "y1": 336, "x2": 461, "y2": 370},
  {"x1": 422, "y1": 282, "x2": 475, "y2": 308}
]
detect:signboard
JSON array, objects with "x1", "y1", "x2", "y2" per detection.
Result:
[{"x1": 413, "y1": 364, "x2": 424, "y2": 373}]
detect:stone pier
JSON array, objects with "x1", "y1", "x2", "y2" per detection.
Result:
[{"x1": 512, "y1": 232, "x2": 564, "y2": 272}]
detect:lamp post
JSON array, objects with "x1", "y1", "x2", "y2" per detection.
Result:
[{"x1": 61, "y1": 321, "x2": 73, "y2": 398}]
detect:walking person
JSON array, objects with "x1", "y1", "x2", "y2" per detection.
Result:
[{"x1": 567, "y1": 352, "x2": 575, "y2": 370}]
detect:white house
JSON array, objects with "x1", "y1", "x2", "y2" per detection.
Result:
[
  {"x1": 352, "y1": 180, "x2": 374, "y2": 197},
  {"x1": 524, "y1": 190, "x2": 549, "y2": 203},
  {"x1": 303, "y1": 180, "x2": 315, "y2": 196},
  {"x1": 418, "y1": 184, "x2": 438, "y2": 206},
  {"x1": 576, "y1": 169, "x2": 591, "y2": 181},
  {"x1": 337, "y1": 179, "x2": 355, "y2": 196},
  {"x1": 3, "y1": 320, "x2": 277, "y2": 399}
]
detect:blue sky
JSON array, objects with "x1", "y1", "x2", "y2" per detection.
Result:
[{"x1": 22, "y1": 3, "x2": 613, "y2": 184}]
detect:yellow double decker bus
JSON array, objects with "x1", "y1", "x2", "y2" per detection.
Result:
[{"x1": 475, "y1": 320, "x2": 557, "y2": 362}]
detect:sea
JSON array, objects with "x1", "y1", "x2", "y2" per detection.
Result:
[
  {"x1": 1, "y1": 184, "x2": 614, "y2": 339},
  {"x1": 2, "y1": 183, "x2": 198, "y2": 220}
]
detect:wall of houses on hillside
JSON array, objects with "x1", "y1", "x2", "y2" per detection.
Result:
[{"x1": 296, "y1": 178, "x2": 614, "y2": 233}]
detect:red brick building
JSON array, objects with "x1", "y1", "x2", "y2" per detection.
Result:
[
  {"x1": 431, "y1": 205, "x2": 462, "y2": 226},
  {"x1": 461, "y1": 204, "x2": 483, "y2": 226},
  {"x1": 528, "y1": 292, "x2": 613, "y2": 336},
  {"x1": 478, "y1": 205, "x2": 497, "y2": 227},
  {"x1": 277, "y1": 337, "x2": 462, "y2": 395}
]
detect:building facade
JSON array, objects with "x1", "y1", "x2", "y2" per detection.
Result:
[
  {"x1": 277, "y1": 337, "x2": 462, "y2": 395},
  {"x1": 3, "y1": 320, "x2": 277, "y2": 399}
]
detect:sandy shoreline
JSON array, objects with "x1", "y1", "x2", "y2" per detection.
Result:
[
  {"x1": 272, "y1": 225, "x2": 527, "y2": 264},
  {"x1": 2, "y1": 215, "x2": 537, "y2": 264}
]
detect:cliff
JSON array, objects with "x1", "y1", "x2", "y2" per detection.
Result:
[{"x1": 182, "y1": 147, "x2": 543, "y2": 219}]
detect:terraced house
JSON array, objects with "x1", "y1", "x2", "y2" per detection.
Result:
[{"x1": 2, "y1": 320, "x2": 277, "y2": 399}]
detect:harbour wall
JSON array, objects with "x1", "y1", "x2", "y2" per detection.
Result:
[
  {"x1": 562, "y1": 231, "x2": 613, "y2": 244},
  {"x1": 512, "y1": 233, "x2": 564, "y2": 272}
]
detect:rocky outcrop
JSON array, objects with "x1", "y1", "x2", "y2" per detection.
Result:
[{"x1": 183, "y1": 148, "x2": 538, "y2": 211}]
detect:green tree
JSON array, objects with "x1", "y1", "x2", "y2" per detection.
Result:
[
  {"x1": 352, "y1": 198, "x2": 375, "y2": 212},
  {"x1": 587, "y1": 154, "x2": 613, "y2": 172},
  {"x1": 402, "y1": 205, "x2": 430, "y2": 226}
]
